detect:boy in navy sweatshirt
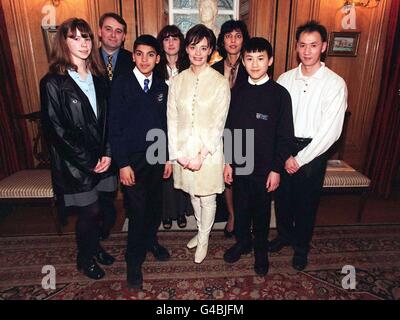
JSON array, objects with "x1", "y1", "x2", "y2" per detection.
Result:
[
  {"x1": 108, "y1": 35, "x2": 172, "y2": 289},
  {"x1": 223, "y1": 37, "x2": 294, "y2": 276}
]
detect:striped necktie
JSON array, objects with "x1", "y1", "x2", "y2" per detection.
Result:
[
  {"x1": 106, "y1": 55, "x2": 113, "y2": 81},
  {"x1": 144, "y1": 79, "x2": 150, "y2": 93}
]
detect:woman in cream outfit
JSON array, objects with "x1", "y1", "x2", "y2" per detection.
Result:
[{"x1": 167, "y1": 24, "x2": 230, "y2": 263}]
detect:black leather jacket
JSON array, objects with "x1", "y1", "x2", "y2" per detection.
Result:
[{"x1": 40, "y1": 72, "x2": 114, "y2": 195}]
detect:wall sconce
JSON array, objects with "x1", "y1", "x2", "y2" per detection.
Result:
[{"x1": 343, "y1": 0, "x2": 381, "y2": 8}]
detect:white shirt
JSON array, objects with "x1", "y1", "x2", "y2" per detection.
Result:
[
  {"x1": 277, "y1": 62, "x2": 348, "y2": 167},
  {"x1": 133, "y1": 67, "x2": 153, "y2": 91},
  {"x1": 248, "y1": 74, "x2": 269, "y2": 86}
]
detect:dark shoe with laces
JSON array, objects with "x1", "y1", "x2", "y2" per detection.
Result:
[
  {"x1": 95, "y1": 247, "x2": 115, "y2": 266},
  {"x1": 268, "y1": 237, "x2": 290, "y2": 253},
  {"x1": 148, "y1": 243, "x2": 170, "y2": 261},
  {"x1": 127, "y1": 264, "x2": 143, "y2": 289},
  {"x1": 292, "y1": 253, "x2": 308, "y2": 271},
  {"x1": 177, "y1": 215, "x2": 187, "y2": 228},
  {"x1": 162, "y1": 218, "x2": 172, "y2": 230},
  {"x1": 223, "y1": 242, "x2": 252, "y2": 263},
  {"x1": 77, "y1": 258, "x2": 105, "y2": 280}
]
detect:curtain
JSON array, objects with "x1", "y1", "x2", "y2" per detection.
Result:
[
  {"x1": 365, "y1": 0, "x2": 400, "y2": 198},
  {"x1": 0, "y1": 2, "x2": 33, "y2": 180}
]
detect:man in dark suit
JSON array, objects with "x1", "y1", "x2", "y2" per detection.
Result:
[
  {"x1": 98, "y1": 12, "x2": 134, "y2": 84},
  {"x1": 97, "y1": 13, "x2": 134, "y2": 240}
]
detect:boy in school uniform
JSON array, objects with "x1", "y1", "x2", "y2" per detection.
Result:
[
  {"x1": 108, "y1": 35, "x2": 172, "y2": 289},
  {"x1": 223, "y1": 37, "x2": 294, "y2": 276}
]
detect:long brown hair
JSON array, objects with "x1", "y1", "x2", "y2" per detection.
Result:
[{"x1": 49, "y1": 18, "x2": 104, "y2": 77}]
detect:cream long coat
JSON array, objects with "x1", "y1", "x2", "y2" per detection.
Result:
[{"x1": 167, "y1": 65, "x2": 230, "y2": 196}]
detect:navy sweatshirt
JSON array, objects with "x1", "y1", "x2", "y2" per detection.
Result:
[
  {"x1": 108, "y1": 72, "x2": 168, "y2": 168},
  {"x1": 225, "y1": 79, "x2": 294, "y2": 177}
]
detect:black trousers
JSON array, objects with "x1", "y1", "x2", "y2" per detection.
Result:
[
  {"x1": 123, "y1": 153, "x2": 164, "y2": 267},
  {"x1": 233, "y1": 176, "x2": 272, "y2": 253},
  {"x1": 275, "y1": 151, "x2": 328, "y2": 255},
  {"x1": 98, "y1": 191, "x2": 117, "y2": 237}
]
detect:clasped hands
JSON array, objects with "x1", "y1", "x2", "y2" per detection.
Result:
[{"x1": 177, "y1": 153, "x2": 205, "y2": 171}]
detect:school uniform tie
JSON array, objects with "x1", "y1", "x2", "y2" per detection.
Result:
[
  {"x1": 144, "y1": 78, "x2": 150, "y2": 93},
  {"x1": 106, "y1": 55, "x2": 113, "y2": 81}
]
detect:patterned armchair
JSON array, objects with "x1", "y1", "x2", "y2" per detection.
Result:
[{"x1": 0, "y1": 112, "x2": 62, "y2": 234}]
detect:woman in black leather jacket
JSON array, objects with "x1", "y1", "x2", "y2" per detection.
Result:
[{"x1": 40, "y1": 18, "x2": 117, "y2": 280}]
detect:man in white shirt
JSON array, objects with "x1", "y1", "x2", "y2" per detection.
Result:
[{"x1": 270, "y1": 21, "x2": 348, "y2": 271}]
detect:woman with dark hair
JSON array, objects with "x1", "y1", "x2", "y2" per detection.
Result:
[
  {"x1": 156, "y1": 25, "x2": 192, "y2": 230},
  {"x1": 167, "y1": 24, "x2": 230, "y2": 264},
  {"x1": 212, "y1": 19, "x2": 250, "y2": 238},
  {"x1": 40, "y1": 18, "x2": 116, "y2": 280},
  {"x1": 156, "y1": 25, "x2": 190, "y2": 84}
]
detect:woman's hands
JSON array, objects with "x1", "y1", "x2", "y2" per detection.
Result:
[{"x1": 94, "y1": 156, "x2": 112, "y2": 173}]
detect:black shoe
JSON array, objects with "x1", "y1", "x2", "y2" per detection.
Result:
[
  {"x1": 254, "y1": 251, "x2": 269, "y2": 276},
  {"x1": 162, "y1": 218, "x2": 172, "y2": 230},
  {"x1": 177, "y1": 215, "x2": 187, "y2": 228},
  {"x1": 223, "y1": 242, "x2": 252, "y2": 263},
  {"x1": 95, "y1": 247, "x2": 115, "y2": 266},
  {"x1": 292, "y1": 253, "x2": 308, "y2": 271},
  {"x1": 127, "y1": 264, "x2": 143, "y2": 289},
  {"x1": 99, "y1": 230, "x2": 110, "y2": 241},
  {"x1": 268, "y1": 237, "x2": 290, "y2": 253},
  {"x1": 223, "y1": 224, "x2": 234, "y2": 238},
  {"x1": 148, "y1": 243, "x2": 170, "y2": 261},
  {"x1": 77, "y1": 258, "x2": 105, "y2": 280}
]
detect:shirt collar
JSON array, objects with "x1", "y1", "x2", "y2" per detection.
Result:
[
  {"x1": 67, "y1": 69, "x2": 93, "y2": 83},
  {"x1": 101, "y1": 47, "x2": 120, "y2": 60},
  {"x1": 248, "y1": 74, "x2": 269, "y2": 86},
  {"x1": 295, "y1": 62, "x2": 325, "y2": 80},
  {"x1": 133, "y1": 66, "x2": 153, "y2": 87}
]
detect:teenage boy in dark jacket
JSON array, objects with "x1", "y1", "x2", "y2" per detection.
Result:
[
  {"x1": 109, "y1": 35, "x2": 172, "y2": 289},
  {"x1": 223, "y1": 37, "x2": 294, "y2": 276}
]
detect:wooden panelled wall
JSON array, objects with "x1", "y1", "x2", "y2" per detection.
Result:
[{"x1": 2, "y1": 0, "x2": 391, "y2": 170}]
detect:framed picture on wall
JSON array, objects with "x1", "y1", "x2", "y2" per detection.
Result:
[
  {"x1": 41, "y1": 26, "x2": 58, "y2": 61},
  {"x1": 328, "y1": 32, "x2": 360, "y2": 57}
]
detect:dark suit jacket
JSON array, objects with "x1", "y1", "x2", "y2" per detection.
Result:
[
  {"x1": 211, "y1": 58, "x2": 248, "y2": 88},
  {"x1": 108, "y1": 72, "x2": 169, "y2": 168},
  {"x1": 40, "y1": 73, "x2": 113, "y2": 195},
  {"x1": 99, "y1": 47, "x2": 134, "y2": 86}
]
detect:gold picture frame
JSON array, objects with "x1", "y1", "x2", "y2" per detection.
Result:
[
  {"x1": 41, "y1": 26, "x2": 58, "y2": 61},
  {"x1": 328, "y1": 32, "x2": 360, "y2": 57}
]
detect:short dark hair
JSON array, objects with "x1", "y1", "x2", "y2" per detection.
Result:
[
  {"x1": 185, "y1": 24, "x2": 216, "y2": 55},
  {"x1": 243, "y1": 37, "x2": 273, "y2": 58},
  {"x1": 217, "y1": 20, "x2": 250, "y2": 59},
  {"x1": 296, "y1": 20, "x2": 327, "y2": 42},
  {"x1": 99, "y1": 12, "x2": 127, "y2": 34},
  {"x1": 134, "y1": 34, "x2": 161, "y2": 55}
]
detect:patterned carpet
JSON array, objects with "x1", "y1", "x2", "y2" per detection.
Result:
[{"x1": 0, "y1": 225, "x2": 399, "y2": 300}]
